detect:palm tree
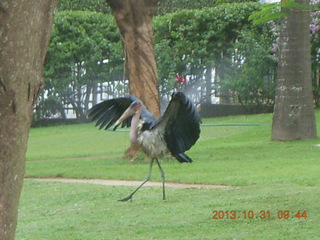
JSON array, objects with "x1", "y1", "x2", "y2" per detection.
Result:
[{"x1": 272, "y1": 0, "x2": 317, "y2": 140}]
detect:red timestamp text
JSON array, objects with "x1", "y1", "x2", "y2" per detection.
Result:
[{"x1": 212, "y1": 210, "x2": 307, "y2": 220}]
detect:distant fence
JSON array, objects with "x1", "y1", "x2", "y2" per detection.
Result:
[
  {"x1": 199, "y1": 103, "x2": 274, "y2": 118},
  {"x1": 31, "y1": 118, "x2": 91, "y2": 127}
]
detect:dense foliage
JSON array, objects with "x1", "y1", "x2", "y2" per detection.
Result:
[
  {"x1": 41, "y1": 11, "x2": 123, "y2": 119},
  {"x1": 58, "y1": 0, "x2": 111, "y2": 13},
  {"x1": 310, "y1": 0, "x2": 320, "y2": 107},
  {"x1": 154, "y1": 2, "x2": 276, "y2": 105},
  {"x1": 156, "y1": 0, "x2": 259, "y2": 15},
  {"x1": 57, "y1": 0, "x2": 258, "y2": 15},
  {"x1": 43, "y1": 1, "x2": 318, "y2": 119}
]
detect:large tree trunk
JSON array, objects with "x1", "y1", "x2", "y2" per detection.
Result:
[
  {"x1": 107, "y1": 0, "x2": 160, "y2": 118},
  {"x1": 272, "y1": 0, "x2": 317, "y2": 140},
  {"x1": 0, "y1": 1, "x2": 57, "y2": 239}
]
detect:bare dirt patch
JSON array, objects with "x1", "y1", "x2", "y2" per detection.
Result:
[{"x1": 26, "y1": 178, "x2": 231, "y2": 189}]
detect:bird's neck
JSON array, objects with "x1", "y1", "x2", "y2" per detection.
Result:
[{"x1": 130, "y1": 108, "x2": 142, "y2": 144}]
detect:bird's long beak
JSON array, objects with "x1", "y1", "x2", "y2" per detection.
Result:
[{"x1": 113, "y1": 106, "x2": 135, "y2": 130}]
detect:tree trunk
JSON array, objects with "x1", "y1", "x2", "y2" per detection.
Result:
[
  {"x1": 0, "y1": 1, "x2": 57, "y2": 239},
  {"x1": 272, "y1": 0, "x2": 317, "y2": 140},
  {"x1": 107, "y1": 0, "x2": 160, "y2": 118}
]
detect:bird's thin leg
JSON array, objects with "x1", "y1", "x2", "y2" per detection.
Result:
[
  {"x1": 118, "y1": 159, "x2": 155, "y2": 202},
  {"x1": 155, "y1": 159, "x2": 166, "y2": 201}
]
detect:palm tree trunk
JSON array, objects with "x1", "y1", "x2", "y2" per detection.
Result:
[{"x1": 272, "y1": 0, "x2": 317, "y2": 140}]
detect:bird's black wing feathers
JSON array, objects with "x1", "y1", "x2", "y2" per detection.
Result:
[
  {"x1": 88, "y1": 96, "x2": 156, "y2": 130},
  {"x1": 152, "y1": 92, "x2": 201, "y2": 160},
  {"x1": 88, "y1": 97, "x2": 133, "y2": 130}
]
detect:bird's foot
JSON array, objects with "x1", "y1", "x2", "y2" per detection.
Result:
[{"x1": 118, "y1": 194, "x2": 133, "y2": 202}]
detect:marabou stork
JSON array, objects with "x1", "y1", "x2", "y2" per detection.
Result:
[{"x1": 88, "y1": 92, "x2": 201, "y2": 201}]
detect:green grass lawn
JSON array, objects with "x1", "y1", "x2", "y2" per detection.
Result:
[{"x1": 16, "y1": 112, "x2": 320, "y2": 239}]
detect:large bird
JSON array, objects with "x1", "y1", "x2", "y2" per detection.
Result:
[{"x1": 88, "y1": 92, "x2": 201, "y2": 201}]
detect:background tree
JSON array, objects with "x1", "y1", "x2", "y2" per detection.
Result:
[
  {"x1": 154, "y1": 2, "x2": 276, "y2": 105},
  {"x1": 41, "y1": 1, "x2": 278, "y2": 121},
  {"x1": 106, "y1": 0, "x2": 161, "y2": 117},
  {"x1": 0, "y1": 1, "x2": 58, "y2": 239},
  {"x1": 272, "y1": 0, "x2": 317, "y2": 140},
  {"x1": 157, "y1": 0, "x2": 256, "y2": 15},
  {"x1": 220, "y1": 28, "x2": 276, "y2": 108},
  {"x1": 38, "y1": 1, "x2": 320, "y2": 121},
  {"x1": 310, "y1": 1, "x2": 320, "y2": 107},
  {"x1": 58, "y1": 0, "x2": 111, "y2": 13},
  {"x1": 42, "y1": 11, "x2": 123, "y2": 119}
]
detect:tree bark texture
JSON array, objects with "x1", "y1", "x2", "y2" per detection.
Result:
[
  {"x1": 0, "y1": 1, "x2": 57, "y2": 239},
  {"x1": 107, "y1": 0, "x2": 160, "y2": 117},
  {"x1": 272, "y1": 0, "x2": 317, "y2": 140}
]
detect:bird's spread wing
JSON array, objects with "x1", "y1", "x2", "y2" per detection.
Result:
[
  {"x1": 152, "y1": 92, "x2": 201, "y2": 155},
  {"x1": 88, "y1": 96, "x2": 156, "y2": 130}
]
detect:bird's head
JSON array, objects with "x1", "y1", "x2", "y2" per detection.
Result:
[
  {"x1": 114, "y1": 101, "x2": 142, "y2": 130},
  {"x1": 130, "y1": 101, "x2": 143, "y2": 111},
  {"x1": 172, "y1": 91, "x2": 185, "y2": 100}
]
